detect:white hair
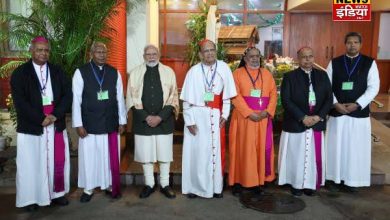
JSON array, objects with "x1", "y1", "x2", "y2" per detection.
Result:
[
  {"x1": 143, "y1": 44, "x2": 159, "y2": 55},
  {"x1": 90, "y1": 41, "x2": 107, "y2": 53}
]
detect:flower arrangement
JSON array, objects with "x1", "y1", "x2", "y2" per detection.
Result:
[
  {"x1": 228, "y1": 60, "x2": 240, "y2": 72},
  {"x1": 264, "y1": 54, "x2": 297, "y2": 121}
]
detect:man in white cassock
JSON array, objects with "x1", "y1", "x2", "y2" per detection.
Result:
[
  {"x1": 326, "y1": 32, "x2": 380, "y2": 192},
  {"x1": 180, "y1": 39, "x2": 237, "y2": 198},
  {"x1": 11, "y1": 36, "x2": 72, "y2": 211},
  {"x1": 72, "y1": 42, "x2": 127, "y2": 202}
]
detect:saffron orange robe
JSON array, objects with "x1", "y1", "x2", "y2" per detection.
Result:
[{"x1": 228, "y1": 66, "x2": 277, "y2": 187}]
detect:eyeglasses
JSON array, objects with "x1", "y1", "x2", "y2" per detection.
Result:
[
  {"x1": 201, "y1": 49, "x2": 216, "y2": 53},
  {"x1": 145, "y1": 53, "x2": 158, "y2": 57},
  {"x1": 35, "y1": 48, "x2": 50, "y2": 53},
  {"x1": 93, "y1": 50, "x2": 107, "y2": 54}
]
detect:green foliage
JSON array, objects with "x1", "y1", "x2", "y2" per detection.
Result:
[
  {"x1": 0, "y1": 60, "x2": 28, "y2": 78},
  {"x1": 186, "y1": 1, "x2": 226, "y2": 66},
  {"x1": 186, "y1": 12, "x2": 207, "y2": 66},
  {"x1": 0, "y1": 0, "x2": 143, "y2": 77}
]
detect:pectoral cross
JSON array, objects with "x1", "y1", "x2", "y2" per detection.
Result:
[{"x1": 259, "y1": 98, "x2": 263, "y2": 107}]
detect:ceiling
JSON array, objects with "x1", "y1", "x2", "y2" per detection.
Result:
[{"x1": 288, "y1": 0, "x2": 390, "y2": 11}]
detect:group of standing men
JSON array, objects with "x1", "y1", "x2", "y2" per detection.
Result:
[{"x1": 11, "y1": 31, "x2": 379, "y2": 211}]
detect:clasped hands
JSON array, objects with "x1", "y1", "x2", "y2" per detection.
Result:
[
  {"x1": 302, "y1": 115, "x2": 322, "y2": 127},
  {"x1": 146, "y1": 115, "x2": 162, "y2": 128},
  {"x1": 41, "y1": 114, "x2": 57, "y2": 127},
  {"x1": 334, "y1": 103, "x2": 359, "y2": 115},
  {"x1": 249, "y1": 111, "x2": 269, "y2": 122}
]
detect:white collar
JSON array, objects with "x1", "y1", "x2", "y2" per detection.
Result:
[
  {"x1": 300, "y1": 67, "x2": 312, "y2": 74},
  {"x1": 345, "y1": 53, "x2": 360, "y2": 59}
]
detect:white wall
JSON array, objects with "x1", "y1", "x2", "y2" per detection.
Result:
[
  {"x1": 126, "y1": 1, "x2": 147, "y2": 73},
  {"x1": 378, "y1": 13, "x2": 390, "y2": 60}
]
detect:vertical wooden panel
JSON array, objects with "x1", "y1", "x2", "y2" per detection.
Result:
[
  {"x1": 330, "y1": 20, "x2": 349, "y2": 58},
  {"x1": 289, "y1": 13, "x2": 332, "y2": 67},
  {"x1": 377, "y1": 60, "x2": 390, "y2": 93},
  {"x1": 283, "y1": 12, "x2": 290, "y2": 56}
]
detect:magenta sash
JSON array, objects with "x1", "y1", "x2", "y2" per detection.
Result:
[
  {"x1": 43, "y1": 104, "x2": 65, "y2": 192},
  {"x1": 243, "y1": 96, "x2": 273, "y2": 176},
  {"x1": 108, "y1": 132, "x2": 120, "y2": 197},
  {"x1": 313, "y1": 131, "x2": 322, "y2": 190},
  {"x1": 309, "y1": 106, "x2": 322, "y2": 190}
]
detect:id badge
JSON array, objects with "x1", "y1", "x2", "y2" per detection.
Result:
[
  {"x1": 309, "y1": 91, "x2": 316, "y2": 103},
  {"x1": 203, "y1": 92, "x2": 214, "y2": 102},
  {"x1": 342, "y1": 82, "x2": 354, "y2": 91},
  {"x1": 97, "y1": 90, "x2": 109, "y2": 100},
  {"x1": 250, "y1": 89, "x2": 261, "y2": 98},
  {"x1": 42, "y1": 95, "x2": 52, "y2": 106}
]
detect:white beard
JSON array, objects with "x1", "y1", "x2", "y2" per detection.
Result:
[{"x1": 146, "y1": 61, "x2": 158, "y2": 67}]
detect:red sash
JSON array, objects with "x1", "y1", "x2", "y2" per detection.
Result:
[{"x1": 206, "y1": 95, "x2": 226, "y2": 175}]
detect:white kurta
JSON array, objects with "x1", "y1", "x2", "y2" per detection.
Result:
[
  {"x1": 134, "y1": 134, "x2": 173, "y2": 163},
  {"x1": 72, "y1": 68, "x2": 127, "y2": 191},
  {"x1": 16, "y1": 62, "x2": 70, "y2": 207},
  {"x1": 278, "y1": 130, "x2": 325, "y2": 190},
  {"x1": 180, "y1": 61, "x2": 237, "y2": 198},
  {"x1": 325, "y1": 59, "x2": 380, "y2": 187}
]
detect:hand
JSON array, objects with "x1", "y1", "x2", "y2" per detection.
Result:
[
  {"x1": 76, "y1": 126, "x2": 88, "y2": 138},
  {"x1": 41, "y1": 117, "x2": 52, "y2": 127},
  {"x1": 146, "y1": 116, "x2": 162, "y2": 128},
  {"x1": 258, "y1": 111, "x2": 269, "y2": 120},
  {"x1": 118, "y1": 125, "x2": 125, "y2": 135},
  {"x1": 187, "y1": 125, "x2": 198, "y2": 136},
  {"x1": 47, "y1": 114, "x2": 57, "y2": 123},
  {"x1": 345, "y1": 103, "x2": 359, "y2": 113},
  {"x1": 219, "y1": 117, "x2": 227, "y2": 128},
  {"x1": 302, "y1": 116, "x2": 316, "y2": 127},
  {"x1": 249, "y1": 112, "x2": 261, "y2": 122},
  {"x1": 334, "y1": 103, "x2": 350, "y2": 114},
  {"x1": 313, "y1": 115, "x2": 322, "y2": 124}
]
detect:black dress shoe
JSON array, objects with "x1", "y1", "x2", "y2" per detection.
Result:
[
  {"x1": 105, "y1": 190, "x2": 122, "y2": 199},
  {"x1": 213, "y1": 193, "x2": 223, "y2": 198},
  {"x1": 186, "y1": 193, "x2": 197, "y2": 199},
  {"x1": 160, "y1": 186, "x2": 176, "y2": 199},
  {"x1": 325, "y1": 181, "x2": 340, "y2": 192},
  {"x1": 139, "y1": 186, "x2": 155, "y2": 199},
  {"x1": 303, "y1": 189, "x2": 316, "y2": 196},
  {"x1": 80, "y1": 193, "x2": 94, "y2": 203},
  {"x1": 290, "y1": 187, "x2": 303, "y2": 196},
  {"x1": 52, "y1": 196, "x2": 69, "y2": 206},
  {"x1": 251, "y1": 186, "x2": 267, "y2": 195},
  {"x1": 24, "y1": 204, "x2": 38, "y2": 212},
  {"x1": 231, "y1": 184, "x2": 242, "y2": 197},
  {"x1": 343, "y1": 185, "x2": 358, "y2": 193}
]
